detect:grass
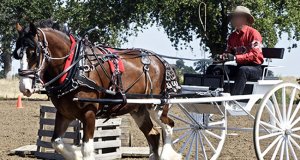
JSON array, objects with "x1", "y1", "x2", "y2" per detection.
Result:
[
  {"x1": 276, "y1": 76, "x2": 300, "y2": 103},
  {"x1": 0, "y1": 78, "x2": 47, "y2": 100}
]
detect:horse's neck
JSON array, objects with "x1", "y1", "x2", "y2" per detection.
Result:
[
  {"x1": 42, "y1": 29, "x2": 71, "y2": 81},
  {"x1": 44, "y1": 29, "x2": 71, "y2": 57}
]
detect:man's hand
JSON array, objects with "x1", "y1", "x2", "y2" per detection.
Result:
[{"x1": 218, "y1": 53, "x2": 235, "y2": 62}]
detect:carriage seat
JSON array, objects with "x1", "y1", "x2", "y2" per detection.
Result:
[{"x1": 261, "y1": 48, "x2": 284, "y2": 80}]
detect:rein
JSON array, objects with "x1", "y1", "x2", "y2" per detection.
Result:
[
  {"x1": 20, "y1": 28, "x2": 118, "y2": 97},
  {"x1": 18, "y1": 28, "x2": 180, "y2": 105}
]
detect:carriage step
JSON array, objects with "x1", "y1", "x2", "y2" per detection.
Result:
[{"x1": 227, "y1": 108, "x2": 249, "y2": 116}]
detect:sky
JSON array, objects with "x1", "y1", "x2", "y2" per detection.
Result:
[{"x1": 11, "y1": 25, "x2": 300, "y2": 77}]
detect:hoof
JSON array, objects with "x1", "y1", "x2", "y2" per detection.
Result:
[
  {"x1": 160, "y1": 153, "x2": 182, "y2": 160},
  {"x1": 160, "y1": 145, "x2": 182, "y2": 160},
  {"x1": 149, "y1": 153, "x2": 159, "y2": 160}
]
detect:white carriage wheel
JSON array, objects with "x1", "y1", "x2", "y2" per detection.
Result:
[
  {"x1": 169, "y1": 103, "x2": 226, "y2": 160},
  {"x1": 254, "y1": 82, "x2": 300, "y2": 160}
]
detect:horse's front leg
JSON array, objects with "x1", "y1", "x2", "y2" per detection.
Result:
[
  {"x1": 51, "y1": 112, "x2": 82, "y2": 160},
  {"x1": 81, "y1": 109, "x2": 96, "y2": 160}
]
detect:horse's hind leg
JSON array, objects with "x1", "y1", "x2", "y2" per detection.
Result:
[
  {"x1": 130, "y1": 105, "x2": 160, "y2": 160},
  {"x1": 148, "y1": 105, "x2": 182, "y2": 160},
  {"x1": 52, "y1": 112, "x2": 82, "y2": 160}
]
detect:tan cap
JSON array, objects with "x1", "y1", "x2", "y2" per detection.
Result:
[{"x1": 230, "y1": 6, "x2": 255, "y2": 24}]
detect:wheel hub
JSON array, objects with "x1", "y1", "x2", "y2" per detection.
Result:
[{"x1": 285, "y1": 129, "x2": 292, "y2": 136}]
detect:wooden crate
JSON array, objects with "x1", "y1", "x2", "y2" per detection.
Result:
[
  {"x1": 120, "y1": 115, "x2": 131, "y2": 147},
  {"x1": 92, "y1": 118, "x2": 122, "y2": 159},
  {"x1": 35, "y1": 105, "x2": 122, "y2": 160}
]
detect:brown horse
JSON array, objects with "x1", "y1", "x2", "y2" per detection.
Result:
[{"x1": 13, "y1": 22, "x2": 182, "y2": 160}]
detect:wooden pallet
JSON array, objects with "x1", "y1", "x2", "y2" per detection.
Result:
[
  {"x1": 91, "y1": 118, "x2": 122, "y2": 159},
  {"x1": 35, "y1": 104, "x2": 122, "y2": 160}
]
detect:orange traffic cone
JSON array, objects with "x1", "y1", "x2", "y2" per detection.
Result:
[{"x1": 17, "y1": 95, "x2": 23, "y2": 109}]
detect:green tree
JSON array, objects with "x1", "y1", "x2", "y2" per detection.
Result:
[
  {"x1": 144, "y1": 0, "x2": 300, "y2": 54},
  {"x1": 53, "y1": 1, "x2": 152, "y2": 46},
  {"x1": 3, "y1": 0, "x2": 300, "y2": 78},
  {"x1": 175, "y1": 59, "x2": 196, "y2": 84},
  {"x1": 0, "y1": 0, "x2": 57, "y2": 78},
  {"x1": 194, "y1": 59, "x2": 213, "y2": 74},
  {"x1": 175, "y1": 59, "x2": 185, "y2": 69}
]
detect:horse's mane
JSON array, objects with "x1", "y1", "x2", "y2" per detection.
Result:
[
  {"x1": 35, "y1": 19, "x2": 61, "y2": 30},
  {"x1": 35, "y1": 19, "x2": 70, "y2": 42}
]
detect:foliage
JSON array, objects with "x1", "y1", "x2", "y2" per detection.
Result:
[
  {"x1": 0, "y1": 0, "x2": 57, "y2": 78},
  {"x1": 143, "y1": 0, "x2": 300, "y2": 54},
  {"x1": 194, "y1": 59, "x2": 213, "y2": 74},
  {"x1": 175, "y1": 59, "x2": 196, "y2": 84},
  {"x1": 53, "y1": 1, "x2": 153, "y2": 46},
  {"x1": 1, "y1": 0, "x2": 300, "y2": 78}
]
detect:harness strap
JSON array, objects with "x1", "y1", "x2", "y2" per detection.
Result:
[
  {"x1": 59, "y1": 35, "x2": 77, "y2": 84},
  {"x1": 75, "y1": 74, "x2": 116, "y2": 95},
  {"x1": 44, "y1": 55, "x2": 83, "y2": 88}
]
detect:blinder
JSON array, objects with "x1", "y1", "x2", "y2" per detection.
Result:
[{"x1": 15, "y1": 28, "x2": 46, "y2": 94}]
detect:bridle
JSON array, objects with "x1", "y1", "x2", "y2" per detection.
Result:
[{"x1": 18, "y1": 28, "x2": 71, "y2": 92}]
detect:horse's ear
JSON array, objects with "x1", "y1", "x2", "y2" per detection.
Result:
[
  {"x1": 29, "y1": 22, "x2": 37, "y2": 35},
  {"x1": 16, "y1": 23, "x2": 23, "y2": 33}
]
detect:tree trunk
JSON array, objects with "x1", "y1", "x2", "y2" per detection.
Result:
[{"x1": 1, "y1": 42, "x2": 12, "y2": 79}]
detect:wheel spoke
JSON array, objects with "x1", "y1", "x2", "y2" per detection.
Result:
[
  {"x1": 259, "y1": 131, "x2": 283, "y2": 140},
  {"x1": 204, "y1": 130, "x2": 222, "y2": 139},
  {"x1": 208, "y1": 120, "x2": 224, "y2": 126},
  {"x1": 272, "y1": 94, "x2": 283, "y2": 123},
  {"x1": 173, "y1": 129, "x2": 192, "y2": 144},
  {"x1": 291, "y1": 116, "x2": 300, "y2": 128},
  {"x1": 289, "y1": 103, "x2": 300, "y2": 124},
  {"x1": 282, "y1": 87, "x2": 287, "y2": 124},
  {"x1": 179, "y1": 130, "x2": 194, "y2": 154},
  {"x1": 262, "y1": 135, "x2": 283, "y2": 157},
  {"x1": 186, "y1": 131, "x2": 196, "y2": 159},
  {"x1": 287, "y1": 88, "x2": 297, "y2": 121},
  {"x1": 271, "y1": 138, "x2": 283, "y2": 160},
  {"x1": 198, "y1": 131, "x2": 208, "y2": 160},
  {"x1": 260, "y1": 121, "x2": 283, "y2": 132},
  {"x1": 291, "y1": 133, "x2": 300, "y2": 140},
  {"x1": 287, "y1": 138, "x2": 298, "y2": 160},
  {"x1": 292, "y1": 127, "x2": 300, "y2": 132},
  {"x1": 279, "y1": 137, "x2": 285, "y2": 160},
  {"x1": 285, "y1": 138, "x2": 289, "y2": 160},
  {"x1": 169, "y1": 113, "x2": 194, "y2": 126},
  {"x1": 201, "y1": 131, "x2": 216, "y2": 153},
  {"x1": 266, "y1": 104, "x2": 284, "y2": 128},
  {"x1": 290, "y1": 137, "x2": 300, "y2": 151},
  {"x1": 195, "y1": 131, "x2": 199, "y2": 160},
  {"x1": 173, "y1": 127, "x2": 193, "y2": 132}
]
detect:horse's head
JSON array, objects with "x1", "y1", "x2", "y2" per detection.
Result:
[{"x1": 13, "y1": 23, "x2": 41, "y2": 97}]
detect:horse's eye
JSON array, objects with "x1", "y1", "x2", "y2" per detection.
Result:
[{"x1": 26, "y1": 48, "x2": 36, "y2": 59}]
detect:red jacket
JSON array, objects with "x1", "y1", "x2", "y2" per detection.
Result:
[{"x1": 226, "y1": 25, "x2": 264, "y2": 65}]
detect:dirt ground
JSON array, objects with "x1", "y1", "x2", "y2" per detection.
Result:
[
  {"x1": 0, "y1": 100, "x2": 264, "y2": 160},
  {"x1": 2, "y1": 100, "x2": 300, "y2": 160}
]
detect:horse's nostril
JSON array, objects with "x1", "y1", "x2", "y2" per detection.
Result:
[{"x1": 24, "y1": 89, "x2": 32, "y2": 97}]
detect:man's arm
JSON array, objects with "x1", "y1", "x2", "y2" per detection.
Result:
[{"x1": 235, "y1": 30, "x2": 263, "y2": 64}]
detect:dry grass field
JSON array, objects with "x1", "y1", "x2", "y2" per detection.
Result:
[{"x1": 0, "y1": 79, "x2": 47, "y2": 100}]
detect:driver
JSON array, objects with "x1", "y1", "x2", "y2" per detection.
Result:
[{"x1": 220, "y1": 6, "x2": 264, "y2": 95}]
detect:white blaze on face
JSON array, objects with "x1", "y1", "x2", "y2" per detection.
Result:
[{"x1": 19, "y1": 48, "x2": 34, "y2": 97}]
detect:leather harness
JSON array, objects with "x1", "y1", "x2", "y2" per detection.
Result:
[{"x1": 18, "y1": 29, "x2": 180, "y2": 118}]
